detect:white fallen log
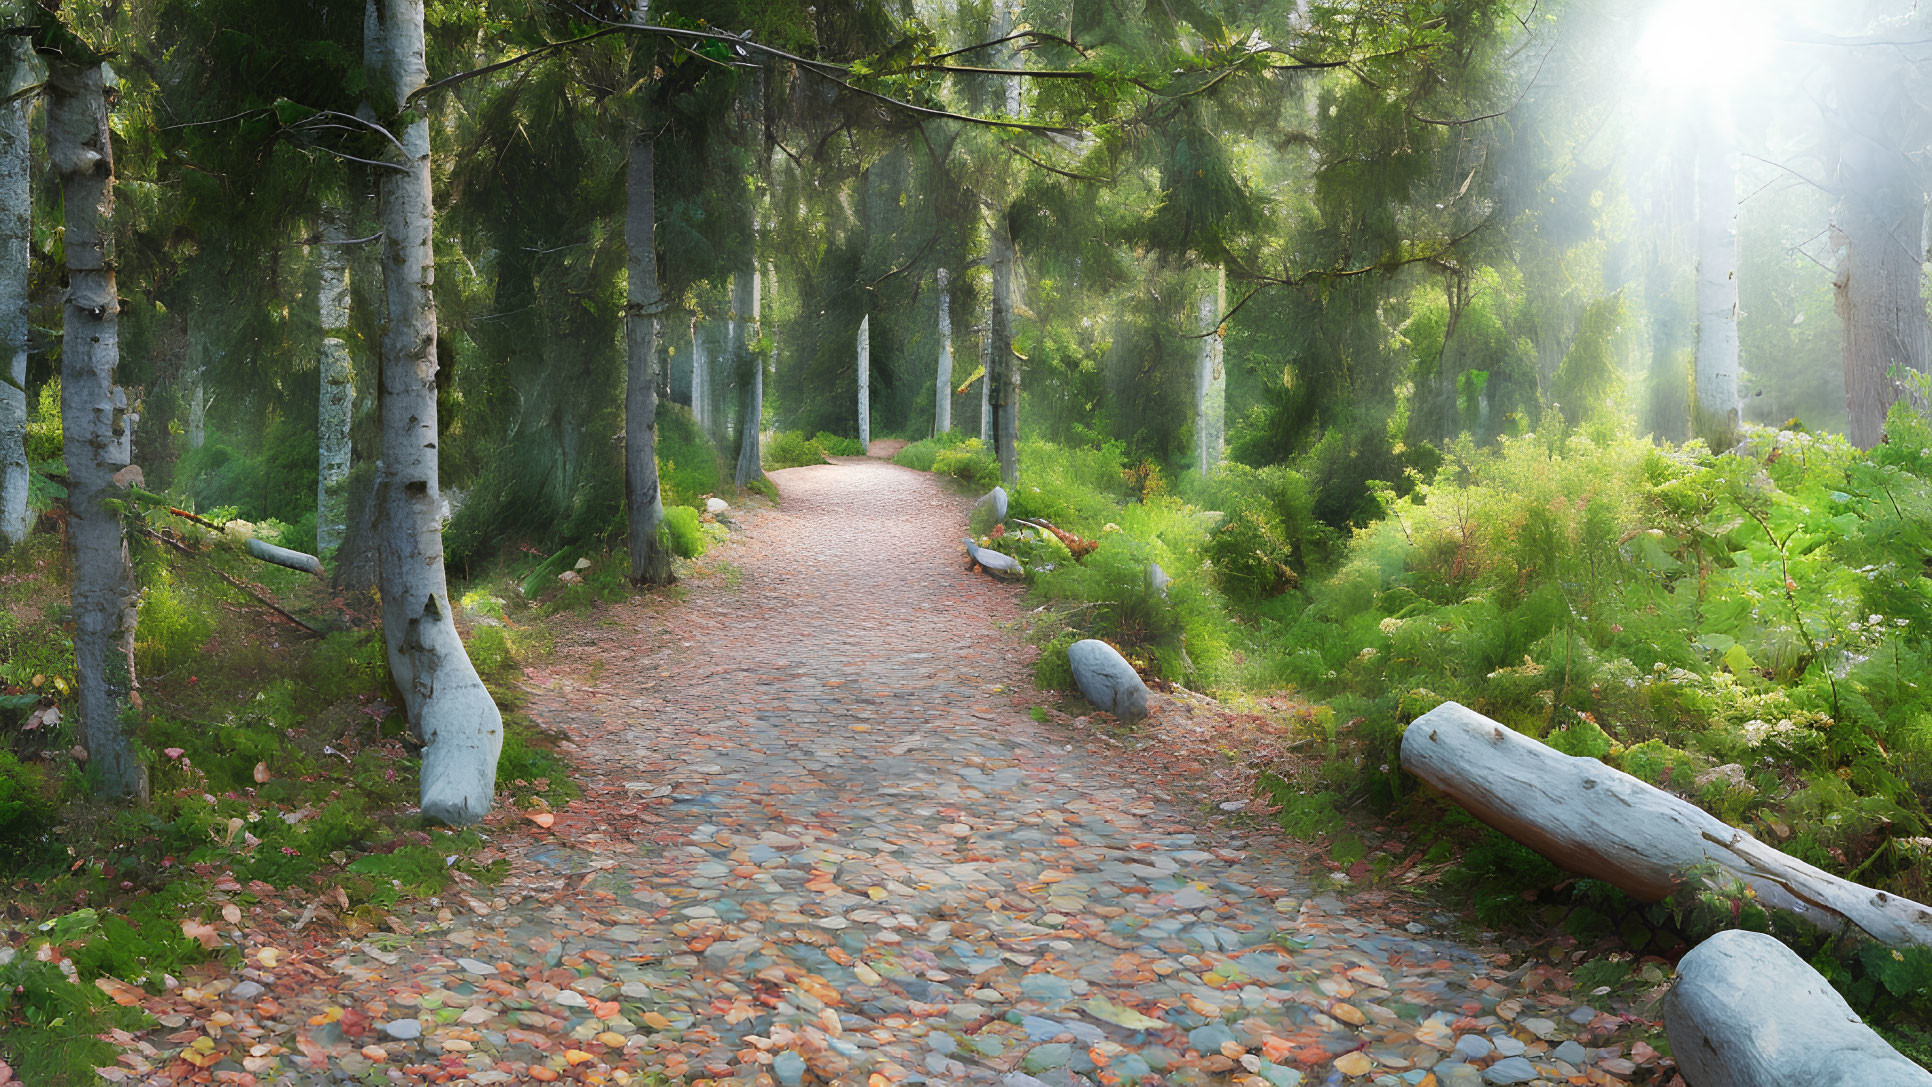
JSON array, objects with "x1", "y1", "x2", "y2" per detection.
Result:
[
  {"x1": 243, "y1": 537, "x2": 325, "y2": 577},
  {"x1": 1666, "y1": 928, "x2": 1932, "y2": 1087},
  {"x1": 1400, "y1": 701, "x2": 1932, "y2": 947}
]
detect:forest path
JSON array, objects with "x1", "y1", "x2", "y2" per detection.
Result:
[{"x1": 137, "y1": 460, "x2": 1639, "y2": 1087}]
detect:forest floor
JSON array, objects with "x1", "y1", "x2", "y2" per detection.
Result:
[{"x1": 115, "y1": 460, "x2": 1669, "y2": 1087}]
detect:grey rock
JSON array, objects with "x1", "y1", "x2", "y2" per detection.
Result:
[
  {"x1": 1452, "y1": 1033, "x2": 1494, "y2": 1060},
  {"x1": 381, "y1": 1018, "x2": 422, "y2": 1041},
  {"x1": 1024, "y1": 1042, "x2": 1073, "y2": 1072},
  {"x1": 1435, "y1": 1065, "x2": 1484, "y2": 1087},
  {"x1": 1481, "y1": 1056, "x2": 1538, "y2": 1085},
  {"x1": 1067, "y1": 639, "x2": 1149, "y2": 725},
  {"x1": 705, "y1": 497, "x2": 730, "y2": 515},
  {"x1": 1491, "y1": 1033, "x2": 1525, "y2": 1057},
  {"x1": 456, "y1": 957, "x2": 497, "y2": 975},
  {"x1": 971, "y1": 487, "x2": 1009, "y2": 534},
  {"x1": 963, "y1": 537, "x2": 1024, "y2": 580},
  {"x1": 772, "y1": 1049, "x2": 807, "y2": 1087},
  {"x1": 228, "y1": 980, "x2": 266, "y2": 1001},
  {"x1": 1553, "y1": 1041, "x2": 1587, "y2": 1065}
]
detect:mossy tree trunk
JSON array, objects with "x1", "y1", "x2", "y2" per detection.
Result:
[
  {"x1": 46, "y1": 38, "x2": 146, "y2": 800},
  {"x1": 0, "y1": 35, "x2": 32, "y2": 549}
]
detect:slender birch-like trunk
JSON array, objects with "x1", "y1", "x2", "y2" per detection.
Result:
[
  {"x1": 1195, "y1": 265, "x2": 1226, "y2": 472},
  {"x1": 0, "y1": 36, "x2": 31, "y2": 548},
  {"x1": 48, "y1": 46, "x2": 145, "y2": 800},
  {"x1": 689, "y1": 315, "x2": 703, "y2": 418},
  {"x1": 733, "y1": 264, "x2": 764, "y2": 487},
  {"x1": 367, "y1": 0, "x2": 501, "y2": 825},
  {"x1": 988, "y1": 212, "x2": 1020, "y2": 487},
  {"x1": 1692, "y1": 101, "x2": 1742, "y2": 451},
  {"x1": 626, "y1": 114, "x2": 674, "y2": 583},
  {"x1": 316, "y1": 208, "x2": 353, "y2": 553},
  {"x1": 935, "y1": 267, "x2": 952, "y2": 435},
  {"x1": 857, "y1": 314, "x2": 871, "y2": 450},
  {"x1": 184, "y1": 311, "x2": 207, "y2": 449}
]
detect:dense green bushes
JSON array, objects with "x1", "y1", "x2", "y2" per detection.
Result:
[{"x1": 763, "y1": 430, "x2": 830, "y2": 470}]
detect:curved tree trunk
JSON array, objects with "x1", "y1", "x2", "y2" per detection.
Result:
[
  {"x1": 935, "y1": 267, "x2": 953, "y2": 436},
  {"x1": 367, "y1": 0, "x2": 501, "y2": 825},
  {"x1": 1831, "y1": 41, "x2": 1931, "y2": 449},
  {"x1": 48, "y1": 46, "x2": 145, "y2": 801},
  {"x1": 0, "y1": 36, "x2": 31, "y2": 549},
  {"x1": 316, "y1": 207, "x2": 354, "y2": 554},
  {"x1": 626, "y1": 129, "x2": 674, "y2": 585},
  {"x1": 1693, "y1": 101, "x2": 1742, "y2": 451}
]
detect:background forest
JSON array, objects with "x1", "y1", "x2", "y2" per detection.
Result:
[{"x1": 3, "y1": 0, "x2": 1932, "y2": 1079}]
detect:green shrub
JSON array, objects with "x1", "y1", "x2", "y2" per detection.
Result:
[
  {"x1": 1194, "y1": 464, "x2": 1330, "y2": 599},
  {"x1": 763, "y1": 430, "x2": 828, "y2": 470},
  {"x1": 932, "y1": 442, "x2": 1001, "y2": 490},
  {"x1": 0, "y1": 750, "x2": 50, "y2": 861},
  {"x1": 308, "y1": 631, "x2": 389, "y2": 702},
  {"x1": 662, "y1": 505, "x2": 707, "y2": 558},
  {"x1": 658, "y1": 405, "x2": 723, "y2": 508},
  {"x1": 813, "y1": 431, "x2": 866, "y2": 457},
  {"x1": 135, "y1": 576, "x2": 215, "y2": 676},
  {"x1": 465, "y1": 624, "x2": 516, "y2": 679},
  {"x1": 22, "y1": 380, "x2": 61, "y2": 463}
]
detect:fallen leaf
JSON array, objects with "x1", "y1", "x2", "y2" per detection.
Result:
[
  {"x1": 528, "y1": 812, "x2": 555, "y2": 829},
  {"x1": 253, "y1": 762, "x2": 271, "y2": 784},
  {"x1": 181, "y1": 919, "x2": 222, "y2": 950}
]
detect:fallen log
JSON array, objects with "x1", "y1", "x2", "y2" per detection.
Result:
[
  {"x1": 1400, "y1": 701, "x2": 1932, "y2": 947},
  {"x1": 1666, "y1": 928, "x2": 1932, "y2": 1087}
]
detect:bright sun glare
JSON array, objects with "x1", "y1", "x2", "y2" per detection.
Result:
[{"x1": 1637, "y1": 0, "x2": 1776, "y2": 93}]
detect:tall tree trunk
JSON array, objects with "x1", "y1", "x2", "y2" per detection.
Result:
[
  {"x1": 856, "y1": 314, "x2": 870, "y2": 449},
  {"x1": 979, "y1": 300, "x2": 992, "y2": 444},
  {"x1": 990, "y1": 0, "x2": 1021, "y2": 116},
  {"x1": 0, "y1": 36, "x2": 31, "y2": 548},
  {"x1": 367, "y1": 0, "x2": 501, "y2": 825},
  {"x1": 988, "y1": 211, "x2": 1020, "y2": 487},
  {"x1": 48, "y1": 47, "x2": 144, "y2": 800},
  {"x1": 689, "y1": 314, "x2": 703, "y2": 418},
  {"x1": 734, "y1": 263, "x2": 764, "y2": 487},
  {"x1": 935, "y1": 267, "x2": 953, "y2": 435},
  {"x1": 1693, "y1": 102, "x2": 1742, "y2": 452},
  {"x1": 625, "y1": 129, "x2": 674, "y2": 584},
  {"x1": 1831, "y1": 43, "x2": 1931, "y2": 449},
  {"x1": 1195, "y1": 265, "x2": 1226, "y2": 472},
  {"x1": 316, "y1": 208, "x2": 353, "y2": 554}
]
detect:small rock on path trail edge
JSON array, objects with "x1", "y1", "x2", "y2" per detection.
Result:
[{"x1": 123, "y1": 459, "x2": 1649, "y2": 1086}]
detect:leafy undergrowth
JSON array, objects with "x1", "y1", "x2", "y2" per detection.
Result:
[
  {"x1": 763, "y1": 429, "x2": 866, "y2": 470},
  {"x1": 0, "y1": 517, "x2": 586, "y2": 1083},
  {"x1": 901, "y1": 396, "x2": 1932, "y2": 1061}
]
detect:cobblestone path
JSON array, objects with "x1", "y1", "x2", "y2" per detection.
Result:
[{"x1": 131, "y1": 459, "x2": 1648, "y2": 1087}]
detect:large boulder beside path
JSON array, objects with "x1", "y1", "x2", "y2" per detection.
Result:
[
  {"x1": 1067, "y1": 639, "x2": 1149, "y2": 725},
  {"x1": 1666, "y1": 928, "x2": 1932, "y2": 1087}
]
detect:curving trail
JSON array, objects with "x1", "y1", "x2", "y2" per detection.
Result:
[{"x1": 132, "y1": 458, "x2": 1643, "y2": 1087}]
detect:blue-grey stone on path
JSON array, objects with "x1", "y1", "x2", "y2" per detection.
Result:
[
  {"x1": 1481, "y1": 1056, "x2": 1539, "y2": 1085},
  {"x1": 1024, "y1": 1042, "x2": 1073, "y2": 1072},
  {"x1": 1553, "y1": 1040, "x2": 1587, "y2": 1065},
  {"x1": 381, "y1": 1018, "x2": 422, "y2": 1041},
  {"x1": 1435, "y1": 1066, "x2": 1483, "y2": 1087},
  {"x1": 772, "y1": 1049, "x2": 806, "y2": 1086},
  {"x1": 1453, "y1": 1033, "x2": 1493, "y2": 1060},
  {"x1": 1067, "y1": 639, "x2": 1149, "y2": 724}
]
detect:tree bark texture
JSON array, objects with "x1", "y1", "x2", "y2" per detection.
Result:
[
  {"x1": 1830, "y1": 40, "x2": 1931, "y2": 449},
  {"x1": 1401, "y1": 701, "x2": 1932, "y2": 948},
  {"x1": 734, "y1": 263, "x2": 764, "y2": 488},
  {"x1": 979, "y1": 297, "x2": 992, "y2": 445},
  {"x1": 0, "y1": 36, "x2": 31, "y2": 548},
  {"x1": 367, "y1": 0, "x2": 501, "y2": 825},
  {"x1": 1195, "y1": 266, "x2": 1226, "y2": 472},
  {"x1": 989, "y1": 212, "x2": 1020, "y2": 487},
  {"x1": 317, "y1": 207, "x2": 354, "y2": 554},
  {"x1": 48, "y1": 50, "x2": 145, "y2": 801},
  {"x1": 857, "y1": 314, "x2": 870, "y2": 450},
  {"x1": 935, "y1": 267, "x2": 953, "y2": 435},
  {"x1": 626, "y1": 133, "x2": 674, "y2": 584},
  {"x1": 1693, "y1": 103, "x2": 1742, "y2": 452},
  {"x1": 1665, "y1": 929, "x2": 1932, "y2": 1087}
]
